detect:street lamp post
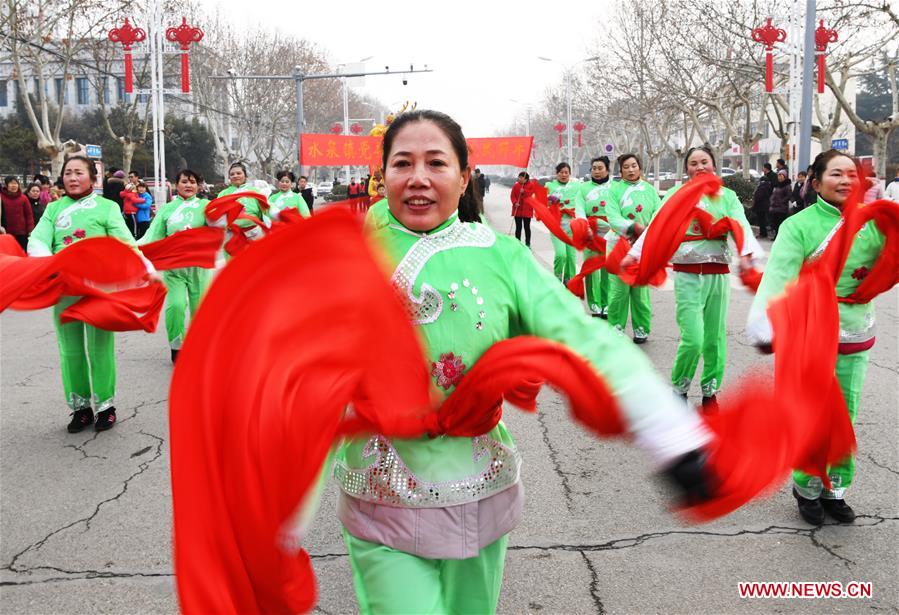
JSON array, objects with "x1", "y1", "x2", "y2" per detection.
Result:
[
  {"x1": 538, "y1": 56, "x2": 600, "y2": 172},
  {"x1": 337, "y1": 56, "x2": 373, "y2": 182},
  {"x1": 211, "y1": 65, "x2": 433, "y2": 175}
]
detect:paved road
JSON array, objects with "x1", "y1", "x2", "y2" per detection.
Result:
[{"x1": 1, "y1": 187, "x2": 897, "y2": 614}]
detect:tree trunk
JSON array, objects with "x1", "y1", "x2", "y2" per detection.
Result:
[
  {"x1": 121, "y1": 141, "x2": 137, "y2": 175},
  {"x1": 741, "y1": 148, "x2": 751, "y2": 179},
  {"x1": 872, "y1": 131, "x2": 889, "y2": 179}
]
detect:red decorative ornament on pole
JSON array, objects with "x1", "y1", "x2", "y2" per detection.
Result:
[
  {"x1": 814, "y1": 20, "x2": 838, "y2": 95},
  {"x1": 554, "y1": 122, "x2": 566, "y2": 148},
  {"x1": 165, "y1": 17, "x2": 204, "y2": 94},
  {"x1": 350, "y1": 123, "x2": 362, "y2": 135},
  {"x1": 573, "y1": 121, "x2": 586, "y2": 148},
  {"x1": 330, "y1": 122, "x2": 343, "y2": 135},
  {"x1": 108, "y1": 18, "x2": 146, "y2": 94},
  {"x1": 751, "y1": 18, "x2": 787, "y2": 94}
]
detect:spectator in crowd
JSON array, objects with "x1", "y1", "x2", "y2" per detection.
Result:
[
  {"x1": 763, "y1": 162, "x2": 777, "y2": 186},
  {"x1": 35, "y1": 174, "x2": 52, "y2": 207},
  {"x1": 1, "y1": 176, "x2": 35, "y2": 250},
  {"x1": 484, "y1": 172, "x2": 491, "y2": 194},
  {"x1": 26, "y1": 182, "x2": 46, "y2": 222},
  {"x1": 103, "y1": 168, "x2": 126, "y2": 212},
  {"x1": 49, "y1": 185, "x2": 64, "y2": 202},
  {"x1": 120, "y1": 182, "x2": 141, "y2": 237},
  {"x1": 367, "y1": 169, "x2": 383, "y2": 197},
  {"x1": 510, "y1": 171, "x2": 536, "y2": 247},
  {"x1": 135, "y1": 181, "x2": 154, "y2": 238},
  {"x1": 752, "y1": 172, "x2": 773, "y2": 239},
  {"x1": 296, "y1": 176, "x2": 314, "y2": 214},
  {"x1": 371, "y1": 182, "x2": 386, "y2": 205},
  {"x1": 863, "y1": 167, "x2": 884, "y2": 204},
  {"x1": 768, "y1": 169, "x2": 792, "y2": 238},
  {"x1": 348, "y1": 177, "x2": 360, "y2": 198},
  {"x1": 791, "y1": 171, "x2": 807, "y2": 212},
  {"x1": 474, "y1": 168, "x2": 487, "y2": 198},
  {"x1": 775, "y1": 158, "x2": 788, "y2": 176},
  {"x1": 128, "y1": 170, "x2": 140, "y2": 186},
  {"x1": 799, "y1": 164, "x2": 817, "y2": 208},
  {"x1": 885, "y1": 167, "x2": 899, "y2": 201}
]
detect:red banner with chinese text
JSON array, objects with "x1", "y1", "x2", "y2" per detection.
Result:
[{"x1": 300, "y1": 134, "x2": 532, "y2": 168}]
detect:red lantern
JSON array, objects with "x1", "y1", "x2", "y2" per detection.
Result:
[
  {"x1": 165, "y1": 17, "x2": 204, "y2": 94},
  {"x1": 108, "y1": 18, "x2": 146, "y2": 94},
  {"x1": 751, "y1": 18, "x2": 787, "y2": 94},
  {"x1": 350, "y1": 123, "x2": 362, "y2": 135},
  {"x1": 815, "y1": 20, "x2": 838, "y2": 95},
  {"x1": 573, "y1": 121, "x2": 586, "y2": 148},
  {"x1": 330, "y1": 123, "x2": 343, "y2": 135},
  {"x1": 553, "y1": 122, "x2": 566, "y2": 148}
]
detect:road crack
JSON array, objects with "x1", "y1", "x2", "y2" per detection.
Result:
[{"x1": 535, "y1": 406, "x2": 574, "y2": 512}]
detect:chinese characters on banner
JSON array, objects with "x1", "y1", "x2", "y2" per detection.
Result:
[{"x1": 300, "y1": 134, "x2": 533, "y2": 168}]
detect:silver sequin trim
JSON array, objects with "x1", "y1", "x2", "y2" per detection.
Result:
[
  {"x1": 390, "y1": 220, "x2": 495, "y2": 325},
  {"x1": 334, "y1": 434, "x2": 521, "y2": 507}
]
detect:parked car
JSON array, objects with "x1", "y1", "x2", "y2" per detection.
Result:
[
  {"x1": 316, "y1": 181, "x2": 332, "y2": 196},
  {"x1": 747, "y1": 169, "x2": 762, "y2": 180},
  {"x1": 720, "y1": 167, "x2": 737, "y2": 177}
]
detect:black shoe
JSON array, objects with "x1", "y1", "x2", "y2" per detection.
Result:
[
  {"x1": 633, "y1": 336, "x2": 648, "y2": 345},
  {"x1": 95, "y1": 407, "x2": 117, "y2": 432},
  {"x1": 793, "y1": 488, "x2": 824, "y2": 525},
  {"x1": 701, "y1": 395, "x2": 719, "y2": 414},
  {"x1": 663, "y1": 449, "x2": 715, "y2": 507},
  {"x1": 171, "y1": 348, "x2": 179, "y2": 364},
  {"x1": 598, "y1": 311, "x2": 608, "y2": 320},
  {"x1": 821, "y1": 498, "x2": 856, "y2": 523},
  {"x1": 67, "y1": 408, "x2": 94, "y2": 433}
]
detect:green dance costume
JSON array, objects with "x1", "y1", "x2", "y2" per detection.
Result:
[
  {"x1": 747, "y1": 196, "x2": 884, "y2": 500},
  {"x1": 335, "y1": 209, "x2": 712, "y2": 614},
  {"x1": 633, "y1": 185, "x2": 760, "y2": 397},
  {"x1": 267, "y1": 189, "x2": 311, "y2": 221},
  {"x1": 138, "y1": 195, "x2": 213, "y2": 350},
  {"x1": 28, "y1": 193, "x2": 144, "y2": 412},
  {"x1": 543, "y1": 179, "x2": 585, "y2": 283},
  {"x1": 604, "y1": 179, "x2": 660, "y2": 340},
  {"x1": 580, "y1": 179, "x2": 614, "y2": 316}
]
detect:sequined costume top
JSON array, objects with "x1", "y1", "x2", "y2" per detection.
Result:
[
  {"x1": 334, "y1": 211, "x2": 713, "y2": 512},
  {"x1": 603, "y1": 179, "x2": 660, "y2": 252},
  {"x1": 27, "y1": 193, "x2": 138, "y2": 256},
  {"x1": 747, "y1": 196, "x2": 884, "y2": 346}
]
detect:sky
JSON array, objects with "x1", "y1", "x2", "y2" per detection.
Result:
[{"x1": 201, "y1": 0, "x2": 612, "y2": 136}]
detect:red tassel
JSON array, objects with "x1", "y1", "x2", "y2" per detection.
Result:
[
  {"x1": 181, "y1": 51, "x2": 190, "y2": 93},
  {"x1": 124, "y1": 52, "x2": 134, "y2": 94},
  {"x1": 765, "y1": 52, "x2": 773, "y2": 93},
  {"x1": 817, "y1": 53, "x2": 825, "y2": 94}
]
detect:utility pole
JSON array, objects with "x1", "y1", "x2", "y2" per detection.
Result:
[{"x1": 798, "y1": 0, "x2": 816, "y2": 172}]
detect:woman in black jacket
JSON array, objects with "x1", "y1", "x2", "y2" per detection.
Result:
[
  {"x1": 768, "y1": 170, "x2": 792, "y2": 238},
  {"x1": 751, "y1": 176, "x2": 773, "y2": 238}
]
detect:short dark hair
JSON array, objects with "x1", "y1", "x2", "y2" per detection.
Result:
[
  {"x1": 298, "y1": 175, "x2": 308, "y2": 182},
  {"x1": 518, "y1": 171, "x2": 530, "y2": 180},
  {"x1": 763, "y1": 163, "x2": 773, "y2": 171},
  {"x1": 555, "y1": 162, "x2": 571, "y2": 173},
  {"x1": 276, "y1": 170, "x2": 296, "y2": 183},
  {"x1": 777, "y1": 159, "x2": 786, "y2": 165},
  {"x1": 4, "y1": 175, "x2": 17, "y2": 185},
  {"x1": 617, "y1": 153, "x2": 641, "y2": 171},
  {"x1": 62, "y1": 155, "x2": 98, "y2": 181},
  {"x1": 229, "y1": 161, "x2": 248, "y2": 175},
  {"x1": 591, "y1": 156, "x2": 611, "y2": 170},
  {"x1": 684, "y1": 146, "x2": 717, "y2": 172},
  {"x1": 176, "y1": 168, "x2": 204, "y2": 184}
]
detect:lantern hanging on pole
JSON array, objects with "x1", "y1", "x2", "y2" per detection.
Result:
[
  {"x1": 553, "y1": 122, "x2": 566, "y2": 148},
  {"x1": 165, "y1": 17, "x2": 204, "y2": 94},
  {"x1": 573, "y1": 121, "x2": 586, "y2": 148},
  {"x1": 330, "y1": 122, "x2": 343, "y2": 135},
  {"x1": 814, "y1": 20, "x2": 838, "y2": 95},
  {"x1": 108, "y1": 18, "x2": 146, "y2": 94},
  {"x1": 350, "y1": 123, "x2": 362, "y2": 135},
  {"x1": 751, "y1": 18, "x2": 786, "y2": 94}
]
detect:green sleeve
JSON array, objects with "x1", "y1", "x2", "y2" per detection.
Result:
[
  {"x1": 746, "y1": 218, "x2": 805, "y2": 343},
  {"x1": 137, "y1": 204, "x2": 169, "y2": 245},
  {"x1": 104, "y1": 201, "x2": 138, "y2": 246},
  {"x1": 572, "y1": 184, "x2": 586, "y2": 218},
  {"x1": 647, "y1": 185, "x2": 662, "y2": 219},
  {"x1": 604, "y1": 183, "x2": 631, "y2": 236},
  {"x1": 27, "y1": 199, "x2": 60, "y2": 255},
  {"x1": 502, "y1": 235, "x2": 710, "y2": 464},
  {"x1": 723, "y1": 189, "x2": 758, "y2": 255},
  {"x1": 295, "y1": 194, "x2": 310, "y2": 218}
]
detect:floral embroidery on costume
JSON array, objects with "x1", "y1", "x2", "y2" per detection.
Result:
[{"x1": 431, "y1": 352, "x2": 466, "y2": 389}]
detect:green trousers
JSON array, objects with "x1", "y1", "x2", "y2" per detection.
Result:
[
  {"x1": 671, "y1": 272, "x2": 730, "y2": 397},
  {"x1": 793, "y1": 351, "x2": 869, "y2": 500},
  {"x1": 53, "y1": 297, "x2": 116, "y2": 411},
  {"x1": 551, "y1": 216, "x2": 577, "y2": 283},
  {"x1": 343, "y1": 529, "x2": 508, "y2": 615},
  {"x1": 584, "y1": 251, "x2": 609, "y2": 315},
  {"x1": 163, "y1": 267, "x2": 211, "y2": 349},
  {"x1": 607, "y1": 274, "x2": 652, "y2": 338}
]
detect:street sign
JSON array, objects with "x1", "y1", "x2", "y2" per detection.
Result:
[
  {"x1": 604, "y1": 143, "x2": 614, "y2": 153},
  {"x1": 85, "y1": 144, "x2": 103, "y2": 159},
  {"x1": 831, "y1": 138, "x2": 849, "y2": 150}
]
